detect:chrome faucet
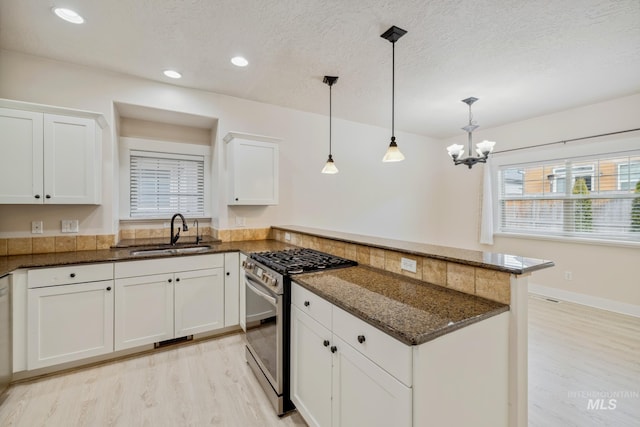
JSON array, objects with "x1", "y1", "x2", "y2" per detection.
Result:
[{"x1": 170, "y1": 213, "x2": 188, "y2": 245}]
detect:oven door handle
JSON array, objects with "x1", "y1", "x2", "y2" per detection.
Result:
[{"x1": 245, "y1": 277, "x2": 278, "y2": 306}]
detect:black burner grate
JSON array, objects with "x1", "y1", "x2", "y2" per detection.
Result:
[{"x1": 250, "y1": 248, "x2": 357, "y2": 275}]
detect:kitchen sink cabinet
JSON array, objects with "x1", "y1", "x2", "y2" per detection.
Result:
[
  {"x1": 224, "y1": 132, "x2": 279, "y2": 205},
  {"x1": 290, "y1": 283, "x2": 411, "y2": 427},
  {"x1": 26, "y1": 264, "x2": 114, "y2": 370},
  {"x1": 114, "y1": 254, "x2": 225, "y2": 351},
  {"x1": 0, "y1": 103, "x2": 104, "y2": 205}
]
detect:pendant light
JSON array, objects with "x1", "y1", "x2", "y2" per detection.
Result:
[
  {"x1": 381, "y1": 25, "x2": 407, "y2": 163},
  {"x1": 446, "y1": 97, "x2": 496, "y2": 169},
  {"x1": 321, "y1": 76, "x2": 339, "y2": 174}
]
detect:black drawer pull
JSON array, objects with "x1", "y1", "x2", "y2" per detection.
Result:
[
  {"x1": 323, "y1": 340, "x2": 330, "y2": 347},
  {"x1": 357, "y1": 335, "x2": 366, "y2": 344},
  {"x1": 330, "y1": 346, "x2": 337, "y2": 353},
  {"x1": 304, "y1": 301, "x2": 310, "y2": 307},
  {"x1": 70, "y1": 273, "x2": 76, "y2": 278},
  {"x1": 45, "y1": 194, "x2": 51, "y2": 199},
  {"x1": 168, "y1": 278, "x2": 172, "y2": 283},
  {"x1": 106, "y1": 286, "x2": 112, "y2": 291},
  {"x1": 176, "y1": 277, "x2": 180, "y2": 282},
  {"x1": 35, "y1": 194, "x2": 41, "y2": 199},
  {"x1": 226, "y1": 272, "x2": 230, "y2": 276}
]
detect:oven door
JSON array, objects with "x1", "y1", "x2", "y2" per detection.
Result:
[{"x1": 244, "y1": 273, "x2": 282, "y2": 394}]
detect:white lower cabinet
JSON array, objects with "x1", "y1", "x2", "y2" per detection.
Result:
[
  {"x1": 290, "y1": 306, "x2": 332, "y2": 427},
  {"x1": 290, "y1": 283, "x2": 411, "y2": 427},
  {"x1": 331, "y1": 334, "x2": 411, "y2": 427},
  {"x1": 27, "y1": 274, "x2": 114, "y2": 370},
  {"x1": 114, "y1": 254, "x2": 225, "y2": 351},
  {"x1": 114, "y1": 273, "x2": 174, "y2": 350}
]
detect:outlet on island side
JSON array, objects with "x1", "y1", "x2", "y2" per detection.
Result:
[
  {"x1": 401, "y1": 257, "x2": 417, "y2": 273},
  {"x1": 285, "y1": 232, "x2": 291, "y2": 241}
]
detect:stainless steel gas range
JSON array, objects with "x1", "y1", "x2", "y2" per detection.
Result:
[{"x1": 242, "y1": 248, "x2": 357, "y2": 415}]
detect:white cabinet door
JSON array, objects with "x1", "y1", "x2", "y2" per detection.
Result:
[
  {"x1": 114, "y1": 273, "x2": 174, "y2": 350},
  {"x1": 290, "y1": 306, "x2": 333, "y2": 427},
  {"x1": 239, "y1": 253, "x2": 247, "y2": 332},
  {"x1": 0, "y1": 108, "x2": 43, "y2": 204},
  {"x1": 225, "y1": 133, "x2": 279, "y2": 205},
  {"x1": 332, "y1": 335, "x2": 412, "y2": 427},
  {"x1": 223, "y1": 252, "x2": 240, "y2": 327},
  {"x1": 27, "y1": 280, "x2": 114, "y2": 370},
  {"x1": 43, "y1": 114, "x2": 98, "y2": 204},
  {"x1": 174, "y1": 268, "x2": 224, "y2": 337}
]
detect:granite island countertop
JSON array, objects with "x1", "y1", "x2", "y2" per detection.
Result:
[
  {"x1": 274, "y1": 225, "x2": 554, "y2": 275},
  {"x1": 294, "y1": 265, "x2": 509, "y2": 346}
]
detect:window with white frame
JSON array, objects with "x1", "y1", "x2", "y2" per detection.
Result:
[
  {"x1": 497, "y1": 151, "x2": 640, "y2": 242},
  {"x1": 129, "y1": 151, "x2": 204, "y2": 218},
  {"x1": 119, "y1": 137, "x2": 210, "y2": 220}
]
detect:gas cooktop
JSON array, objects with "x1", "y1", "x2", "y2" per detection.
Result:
[{"x1": 249, "y1": 248, "x2": 357, "y2": 275}]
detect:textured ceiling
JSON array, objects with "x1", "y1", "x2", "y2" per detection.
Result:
[{"x1": 1, "y1": 0, "x2": 639, "y2": 138}]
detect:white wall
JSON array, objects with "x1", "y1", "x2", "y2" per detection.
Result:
[
  {"x1": 0, "y1": 50, "x2": 442, "y2": 241},
  {"x1": 438, "y1": 94, "x2": 640, "y2": 311}
]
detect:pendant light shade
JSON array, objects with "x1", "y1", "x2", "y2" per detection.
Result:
[
  {"x1": 322, "y1": 76, "x2": 339, "y2": 174},
  {"x1": 381, "y1": 25, "x2": 407, "y2": 163}
]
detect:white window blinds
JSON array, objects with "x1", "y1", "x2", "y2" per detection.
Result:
[
  {"x1": 130, "y1": 150, "x2": 205, "y2": 218},
  {"x1": 498, "y1": 151, "x2": 640, "y2": 242}
]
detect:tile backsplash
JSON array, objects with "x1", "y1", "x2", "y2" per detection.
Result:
[
  {"x1": 272, "y1": 229, "x2": 511, "y2": 305},
  {"x1": 0, "y1": 235, "x2": 117, "y2": 256}
]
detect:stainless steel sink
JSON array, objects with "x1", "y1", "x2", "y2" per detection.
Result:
[{"x1": 129, "y1": 245, "x2": 212, "y2": 256}]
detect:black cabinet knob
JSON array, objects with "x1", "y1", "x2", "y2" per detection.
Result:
[
  {"x1": 235, "y1": 198, "x2": 239, "y2": 201},
  {"x1": 323, "y1": 340, "x2": 330, "y2": 347},
  {"x1": 35, "y1": 194, "x2": 41, "y2": 199},
  {"x1": 304, "y1": 301, "x2": 310, "y2": 307},
  {"x1": 357, "y1": 335, "x2": 366, "y2": 344},
  {"x1": 70, "y1": 273, "x2": 76, "y2": 278},
  {"x1": 45, "y1": 194, "x2": 51, "y2": 199},
  {"x1": 175, "y1": 278, "x2": 180, "y2": 282},
  {"x1": 106, "y1": 286, "x2": 112, "y2": 291},
  {"x1": 168, "y1": 278, "x2": 172, "y2": 283},
  {"x1": 330, "y1": 346, "x2": 337, "y2": 353},
  {"x1": 226, "y1": 272, "x2": 230, "y2": 276}
]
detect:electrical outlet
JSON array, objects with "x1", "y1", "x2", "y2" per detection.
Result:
[
  {"x1": 401, "y1": 257, "x2": 417, "y2": 273},
  {"x1": 61, "y1": 220, "x2": 80, "y2": 233},
  {"x1": 564, "y1": 271, "x2": 573, "y2": 281},
  {"x1": 31, "y1": 221, "x2": 43, "y2": 234},
  {"x1": 285, "y1": 232, "x2": 291, "y2": 241}
]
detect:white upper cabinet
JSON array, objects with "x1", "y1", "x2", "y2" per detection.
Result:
[
  {"x1": 224, "y1": 132, "x2": 279, "y2": 205},
  {"x1": 0, "y1": 99, "x2": 105, "y2": 205}
]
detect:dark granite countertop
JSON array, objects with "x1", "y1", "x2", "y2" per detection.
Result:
[
  {"x1": 274, "y1": 225, "x2": 554, "y2": 275},
  {"x1": 294, "y1": 265, "x2": 509, "y2": 346},
  {"x1": 0, "y1": 239, "x2": 296, "y2": 276}
]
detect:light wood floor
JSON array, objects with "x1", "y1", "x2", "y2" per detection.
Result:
[
  {"x1": 528, "y1": 296, "x2": 640, "y2": 427},
  {"x1": 0, "y1": 333, "x2": 307, "y2": 427},
  {"x1": 1, "y1": 297, "x2": 638, "y2": 426}
]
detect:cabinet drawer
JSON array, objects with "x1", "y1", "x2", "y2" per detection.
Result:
[
  {"x1": 291, "y1": 282, "x2": 332, "y2": 329},
  {"x1": 115, "y1": 254, "x2": 224, "y2": 278},
  {"x1": 28, "y1": 263, "x2": 113, "y2": 288},
  {"x1": 333, "y1": 306, "x2": 412, "y2": 387}
]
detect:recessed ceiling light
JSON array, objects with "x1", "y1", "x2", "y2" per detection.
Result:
[
  {"x1": 231, "y1": 56, "x2": 249, "y2": 67},
  {"x1": 52, "y1": 7, "x2": 85, "y2": 24},
  {"x1": 163, "y1": 70, "x2": 182, "y2": 79}
]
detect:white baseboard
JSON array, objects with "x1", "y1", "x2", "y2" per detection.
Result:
[{"x1": 528, "y1": 282, "x2": 640, "y2": 318}]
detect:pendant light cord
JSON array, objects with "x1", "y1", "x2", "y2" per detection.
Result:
[
  {"x1": 391, "y1": 41, "x2": 395, "y2": 139},
  {"x1": 329, "y1": 83, "x2": 332, "y2": 156}
]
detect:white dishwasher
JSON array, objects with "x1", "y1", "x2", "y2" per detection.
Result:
[{"x1": 0, "y1": 274, "x2": 10, "y2": 396}]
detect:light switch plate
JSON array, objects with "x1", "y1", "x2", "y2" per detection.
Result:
[
  {"x1": 61, "y1": 220, "x2": 79, "y2": 233},
  {"x1": 401, "y1": 257, "x2": 417, "y2": 273}
]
